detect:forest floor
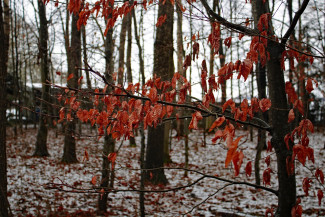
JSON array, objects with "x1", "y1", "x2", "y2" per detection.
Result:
[{"x1": 6, "y1": 125, "x2": 325, "y2": 217}]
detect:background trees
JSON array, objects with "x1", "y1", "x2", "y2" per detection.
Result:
[{"x1": 1, "y1": 0, "x2": 325, "y2": 216}]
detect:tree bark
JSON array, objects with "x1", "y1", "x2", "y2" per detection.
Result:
[
  {"x1": 145, "y1": 0, "x2": 174, "y2": 184},
  {"x1": 251, "y1": 0, "x2": 268, "y2": 186},
  {"x1": 62, "y1": 11, "x2": 81, "y2": 163},
  {"x1": 118, "y1": 15, "x2": 127, "y2": 86},
  {"x1": 97, "y1": 12, "x2": 115, "y2": 213},
  {"x1": 34, "y1": 0, "x2": 50, "y2": 157},
  {"x1": 0, "y1": 0, "x2": 10, "y2": 215}
]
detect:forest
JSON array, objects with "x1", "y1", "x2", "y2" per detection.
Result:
[{"x1": 0, "y1": 0, "x2": 324, "y2": 216}]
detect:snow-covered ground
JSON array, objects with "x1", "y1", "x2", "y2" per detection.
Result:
[{"x1": 6, "y1": 125, "x2": 325, "y2": 216}]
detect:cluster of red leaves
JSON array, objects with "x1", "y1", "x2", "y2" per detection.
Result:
[
  {"x1": 284, "y1": 114, "x2": 324, "y2": 206},
  {"x1": 58, "y1": 73, "x2": 191, "y2": 142},
  {"x1": 220, "y1": 98, "x2": 270, "y2": 123},
  {"x1": 247, "y1": 32, "x2": 268, "y2": 67},
  {"x1": 208, "y1": 22, "x2": 221, "y2": 56},
  {"x1": 281, "y1": 48, "x2": 314, "y2": 71},
  {"x1": 291, "y1": 198, "x2": 303, "y2": 217}
]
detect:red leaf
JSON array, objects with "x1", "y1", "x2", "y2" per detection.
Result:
[
  {"x1": 188, "y1": 111, "x2": 203, "y2": 130},
  {"x1": 222, "y1": 99, "x2": 236, "y2": 113},
  {"x1": 208, "y1": 116, "x2": 225, "y2": 132},
  {"x1": 259, "y1": 98, "x2": 271, "y2": 112},
  {"x1": 302, "y1": 177, "x2": 312, "y2": 196},
  {"x1": 317, "y1": 189, "x2": 324, "y2": 206},
  {"x1": 263, "y1": 168, "x2": 272, "y2": 186},
  {"x1": 67, "y1": 73, "x2": 74, "y2": 81},
  {"x1": 211, "y1": 130, "x2": 223, "y2": 144},
  {"x1": 288, "y1": 109, "x2": 295, "y2": 123},
  {"x1": 148, "y1": 87, "x2": 158, "y2": 104},
  {"x1": 156, "y1": 14, "x2": 167, "y2": 27},
  {"x1": 265, "y1": 208, "x2": 274, "y2": 217},
  {"x1": 108, "y1": 152, "x2": 117, "y2": 170},
  {"x1": 293, "y1": 99, "x2": 304, "y2": 116},
  {"x1": 225, "y1": 136, "x2": 243, "y2": 168},
  {"x1": 257, "y1": 13, "x2": 269, "y2": 32},
  {"x1": 267, "y1": 140, "x2": 272, "y2": 152},
  {"x1": 245, "y1": 161, "x2": 252, "y2": 177},
  {"x1": 83, "y1": 148, "x2": 89, "y2": 162},
  {"x1": 91, "y1": 176, "x2": 97, "y2": 185},
  {"x1": 224, "y1": 36, "x2": 232, "y2": 48},
  {"x1": 315, "y1": 169, "x2": 324, "y2": 184},
  {"x1": 265, "y1": 155, "x2": 271, "y2": 167},
  {"x1": 305, "y1": 78, "x2": 314, "y2": 93},
  {"x1": 56, "y1": 71, "x2": 61, "y2": 76},
  {"x1": 232, "y1": 151, "x2": 244, "y2": 176}
]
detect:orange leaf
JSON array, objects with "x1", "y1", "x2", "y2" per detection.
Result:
[
  {"x1": 67, "y1": 73, "x2": 74, "y2": 81},
  {"x1": 288, "y1": 109, "x2": 295, "y2": 123},
  {"x1": 208, "y1": 116, "x2": 225, "y2": 132},
  {"x1": 259, "y1": 98, "x2": 271, "y2": 112},
  {"x1": 91, "y1": 176, "x2": 97, "y2": 185},
  {"x1": 156, "y1": 14, "x2": 167, "y2": 27},
  {"x1": 225, "y1": 136, "x2": 243, "y2": 168}
]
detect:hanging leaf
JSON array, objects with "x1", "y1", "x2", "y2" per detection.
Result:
[
  {"x1": 91, "y1": 176, "x2": 97, "y2": 185},
  {"x1": 263, "y1": 168, "x2": 272, "y2": 186},
  {"x1": 67, "y1": 73, "x2": 74, "y2": 81},
  {"x1": 156, "y1": 14, "x2": 167, "y2": 27},
  {"x1": 259, "y1": 98, "x2": 271, "y2": 112},
  {"x1": 317, "y1": 189, "x2": 324, "y2": 206},
  {"x1": 245, "y1": 161, "x2": 252, "y2": 177},
  {"x1": 315, "y1": 169, "x2": 324, "y2": 184},
  {"x1": 288, "y1": 109, "x2": 295, "y2": 123},
  {"x1": 208, "y1": 116, "x2": 225, "y2": 132},
  {"x1": 306, "y1": 78, "x2": 314, "y2": 93},
  {"x1": 302, "y1": 177, "x2": 312, "y2": 196}
]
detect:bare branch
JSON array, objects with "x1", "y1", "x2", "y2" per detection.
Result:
[{"x1": 281, "y1": 0, "x2": 310, "y2": 45}]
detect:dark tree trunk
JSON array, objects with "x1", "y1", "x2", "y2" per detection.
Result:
[
  {"x1": 0, "y1": 0, "x2": 10, "y2": 216},
  {"x1": 145, "y1": 0, "x2": 174, "y2": 185},
  {"x1": 251, "y1": 0, "x2": 268, "y2": 186},
  {"x1": 34, "y1": 0, "x2": 50, "y2": 157},
  {"x1": 267, "y1": 40, "x2": 296, "y2": 217},
  {"x1": 97, "y1": 13, "x2": 115, "y2": 213},
  {"x1": 62, "y1": 11, "x2": 81, "y2": 163}
]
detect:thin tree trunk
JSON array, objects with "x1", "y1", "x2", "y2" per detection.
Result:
[
  {"x1": 176, "y1": 0, "x2": 184, "y2": 137},
  {"x1": 81, "y1": 26, "x2": 91, "y2": 90},
  {"x1": 98, "y1": 10, "x2": 115, "y2": 213},
  {"x1": 118, "y1": 15, "x2": 127, "y2": 86},
  {"x1": 34, "y1": 0, "x2": 50, "y2": 157},
  {"x1": 62, "y1": 10, "x2": 81, "y2": 163},
  {"x1": 132, "y1": 10, "x2": 145, "y2": 86},
  {"x1": 0, "y1": 0, "x2": 10, "y2": 215}
]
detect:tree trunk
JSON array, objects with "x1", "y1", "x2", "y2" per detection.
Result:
[
  {"x1": 62, "y1": 11, "x2": 81, "y2": 163},
  {"x1": 126, "y1": 10, "x2": 136, "y2": 147},
  {"x1": 0, "y1": 0, "x2": 10, "y2": 215},
  {"x1": 97, "y1": 12, "x2": 115, "y2": 213},
  {"x1": 145, "y1": 0, "x2": 174, "y2": 185},
  {"x1": 81, "y1": 26, "x2": 92, "y2": 90},
  {"x1": 176, "y1": 0, "x2": 184, "y2": 137},
  {"x1": 118, "y1": 15, "x2": 127, "y2": 86},
  {"x1": 251, "y1": 0, "x2": 268, "y2": 186},
  {"x1": 267, "y1": 40, "x2": 296, "y2": 217},
  {"x1": 34, "y1": 0, "x2": 50, "y2": 157}
]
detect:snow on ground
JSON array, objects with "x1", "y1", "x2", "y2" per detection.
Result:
[{"x1": 6, "y1": 125, "x2": 325, "y2": 216}]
